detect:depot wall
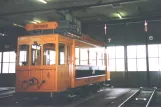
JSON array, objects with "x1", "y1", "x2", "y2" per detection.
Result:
[{"x1": 82, "y1": 20, "x2": 161, "y2": 88}]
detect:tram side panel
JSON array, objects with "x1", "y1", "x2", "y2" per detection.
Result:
[{"x1": 72, "y1": 39, "x2": 106, "y2": 88}]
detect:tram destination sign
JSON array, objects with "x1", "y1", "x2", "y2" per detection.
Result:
[{"x1": 25, "y1": 22, "x2": 58, "y2": 31}]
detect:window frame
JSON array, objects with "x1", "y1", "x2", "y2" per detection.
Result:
[
  {"x1": 75, "y1": 47, "x2": 80, "y2": 65},
  {"x1": 31, "y1": 44, "x2": 41, "y2": 66},
  {"x1": 148, "y1": 44, "x2": 161, "y2": 71},
  {"x1": 107, "y1": 46, "x2": 125, "y2": 72},
  {"x1": 43, "y1": 43, "x2": 56, "y2": 65},
  {"x1": 58, "y1": 43, "x2": 66, "y2": 65},
  {"x1": 18, "y1": 44, "x2": 29, "y2": 66},
  {"x1": 80, "y1": 48, "x2": 89, "y2": 65},
  {"x1": 89, "y1": 48, "x2": 97, "y2": 66},
  {"x1": 127, "y1": 45, "x2": 147, "y2": 71},
  {"x1": 2, "y1": 51, "x2": 16, "y2": 73}
]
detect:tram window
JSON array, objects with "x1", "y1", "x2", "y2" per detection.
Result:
[
  {"x1": 0, "y1": 52, "x2": 2, "y2": 62},
  {"x1": 0, "y1": 52, "x2": 1, "y2": 73},
  {"x1": 97, "y1": 52, "x2": 103, "y2": 66},
  {"x1": 75, "y1": 48, "x2": 80, "y2": 65},
  {"x1": 19, "y1": 45, "x2": 29, "y2": 66},
  {"x1": 43, "y1": 43, "x2": 56, "y2": 65},
  {"x1": 89, "y1": 48, "x2": 96, "y2": 66},
  {"x1": 59, "y1": 43, "x2": 65, "y2": 65},
  {"x1": 80, "y1": 48, "x2": 88, "y2": 65},
  {"x1": 31, "y1": 44, "x2": 41, "y2": 65}
]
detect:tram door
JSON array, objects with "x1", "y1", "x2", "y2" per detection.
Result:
[{"x1": 58, "y1": 43, "x2": 72, "y2": 91}]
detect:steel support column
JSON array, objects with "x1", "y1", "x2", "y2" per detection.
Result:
[{"x1": 145, "y1": 26, "x2": 150, "y2": 87}]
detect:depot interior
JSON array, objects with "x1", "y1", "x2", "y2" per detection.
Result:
[{"x1": 0, "y1": 0, "x2": 161, "y2": 88}]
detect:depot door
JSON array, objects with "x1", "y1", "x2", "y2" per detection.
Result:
[{"x1": 58, "y1": 43, "x2": 72, "y2": 91}]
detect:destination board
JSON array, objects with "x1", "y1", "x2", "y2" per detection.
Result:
[{"x1": 25, "y1": 22, "x2": 59, "y2": 31}]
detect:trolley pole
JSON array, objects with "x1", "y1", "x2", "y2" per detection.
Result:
[
  {"x1": 104, "y1": 24, "x2": 108, "y2": 84},
  {"x1": 104, "y1": 24, "x2": 107, "y2": 49},
  {"x1": 145, "y1": 20, "x2": 150, "y2": 88}
]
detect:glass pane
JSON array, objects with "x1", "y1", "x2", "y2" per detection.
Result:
[
  {"x1": 116, "y1": 46, "x2": 124, "y2": 58},
  {"x1": 9, "y1": 63, "x2": 15, "y2": 73},
  {"x1": 97, "y1": 60, "x2": 102, "y2": 66},
  {"x1": 128, "y1": 59, "x2": 137, "y2": 71},
  {"x1": 2, "y1": 63, "x2": 9, "y2": 73},
  {"x1": 19, "y1": 51, "x2": 27, "y2": 64},
  {"x1": 59, "y1": 43, "x2": 65, "y2": 65},
  {"x1": 137, "y1": 59, "x2": 146, "y2": 71},
  {"x1": 0, "y1": 52, "x2": 2, "y2": 62},
  {"x1": 159, "y1": 44, "x2": 161, "y2": 58},
  {"x1": 97, "y1": 52, "x2": 103, "y2": 66},
  {"x1": 159, "y1": 58, "x2": 161, "y2": 71},
  {"x1": 75, "y1": 48, "x2": 79, "y2": 65},
  {"x1": 0, "y1": 63, "x2": 1, "y2": 73},
  {"x1": 43, "y1": 43, "x2": 56, "y2": 65},
  {"x1": 50, "y1": 51, "x2": 56, "y2": 64},
  {"x1": 89, "y1": 48, "x2": 96, "y2": 65},
  {"x1": 76, "y1": 59, "x2": 79, "y2": 65},
  {"x1": 9, "y1": 51, "x2": 16, "y2": 62},
  {"x1": 19, "y1": 45, "x2": 29, "y2": 66},
  {"x1": 109, "y1": 59, "x2": 115, "y2": 71},
  {"x1": 80, "y1": 61, "x2": 88, "y2": 65},
  {"x1": 148, "y1": 44, "x2": 159, "y2": 57},
  {"x1": 75, "y1": 48, "x2": 79, "y2": 59},
  {"x1": 89, "y1": 48, "x2": 96, "y2": 60},
  {"x1": 90, "y1": 59, "x2": 96, "y2": 66},
  {"x1": 80, "y1": 48, "x2": 88, "y2": 65},
  {"x1": 107, "y1": 47, "x2": 115, "y2": 58},
  {"x1": 116, "y1": 59, "x2": 125, "y2": 71},
  {"x1": 31, "y1": 44, "x2": 41, "y2": 65},
  {"x1": 60, "y1": 52, "x2": 64, "y2": 64},
  {"x1": 137, "y1": 45, "x2": 146, "y2": 58},
  {"x1": 127, "y1": 46, "x2": 136, "y2": 58},
  {"x1": 149, "y1": 58, "x2": 159, "y2": 71},
  {"x1": 80, "y1": 49, "x2": 88, "y2": 60},
  {"x1": 3, "y1": 52, "x2": 9, "y2": 62}
]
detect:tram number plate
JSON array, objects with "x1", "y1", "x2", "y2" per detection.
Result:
[{"x1": 34, "y1": 24, "x2": 48, "y2": 29}]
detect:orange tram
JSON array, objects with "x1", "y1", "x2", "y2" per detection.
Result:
[{"x1": 15, "y1": 21, "x2": 110, "y2": 99}]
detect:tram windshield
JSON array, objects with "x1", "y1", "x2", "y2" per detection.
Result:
[
  {"x1": 43, "y1": 43, "x2": 56, "y2": 65},
  {"x1": 31, "y1": 43, "x2": 41, "y2": 65},
  {"x1": 19, "y1": 45, "x2": 29, "y2": 66}
]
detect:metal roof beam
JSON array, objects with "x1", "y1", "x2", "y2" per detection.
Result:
[
  {"x1": 81, "y1": 14, "x2": 161, "y2": 25},
  {"x1": 0, "y1": 0, "x2": 146, "y2": 17}
]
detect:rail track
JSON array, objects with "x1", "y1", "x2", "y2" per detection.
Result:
[
  {"x1": 118, "y1": 87, "x2": 157, "y2": 107},
  {"x1": 0, "y1": 87, "x2": 160, "y2": 107}
]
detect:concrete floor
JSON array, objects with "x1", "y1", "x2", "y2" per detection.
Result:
[
  {"x1": 0, "y1": 87, "x2": 132, "y2": 107},
  {"x1": 0, "y1": 87, "x2": 160, "y2": 107}
]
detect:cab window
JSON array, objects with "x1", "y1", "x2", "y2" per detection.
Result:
[
  {"x1": 59, "y1": 43, "x2": 65, "y2": 65},
  {"x1": 31, "y1": 43, "x2": 41, "y2": 65},
  {"x1": 43, "y1": 43, "x2": 56, "y2": 65},
  {"x1": 19, "y1": 45, "x2": 29, "y2": 66},
  {"x1": 75, "y1": 47, "x2": 80, "y2": 65}
]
